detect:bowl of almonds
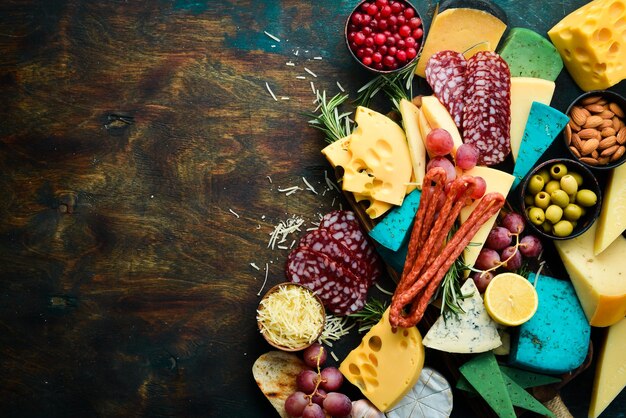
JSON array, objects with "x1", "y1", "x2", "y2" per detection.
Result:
[{"x1": 564, "y1": 90, "x2": 626, "y2": 170}]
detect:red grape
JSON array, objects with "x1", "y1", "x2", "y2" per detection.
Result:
[
  {"x1": 303, "y1": 343, "x2": 327, "y2": 368},
  {"x1": 285, "y1": 391, "x2": 309, "y2": 417},
  {"x1": 472, "y1": 271, "x2": 494, "y2": 293},
  {"x1": 311, "y1": 388, "x2": 326, "y2": 406},
  {"x1": 302, "y1": 403, "x2": 325, "y2": 418},
  {"x1": 425, "y1": 128, "x2": 454, "y2": 156},
  {"x1": 471, "y1": 176, "x2": 486, "y2": 200},
  {"x1": 502, "y1": 212, "x2": 525, "y2": 234},
  {"x1": 320, "y1": 367, "x2": 343, "y2": 391},
  {"x1": 455, "y1": 144, "x2": 479, "y2": 170},
  {"x1": 519, "y1": 235, "x2": 543, "y2": 258},
  {"x1": 475, "y1": 248, "x2": 501, "y2": 271},
  {"x1": 486, "y1": 226, "x2": 512, "y2": 251},
  {"x1": 323, "y1": 392, "x2": 352, "y2": 417},
  {"x1": 501, "y1": 246, "x2": 522, "y2": 271},
  {"x1": 296, "y1": 370, "x2": 318, "y2": 393},
  {"x1": 426, "y1": 157, "x2": 456, "y2": 183}
]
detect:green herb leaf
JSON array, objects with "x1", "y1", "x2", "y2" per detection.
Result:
[
  {"x1": 306, "y1": 90, "x2": 353, "y2": 144},
  {"x1": 348, "y1": 298, "x2": 388, "y2": 333}
]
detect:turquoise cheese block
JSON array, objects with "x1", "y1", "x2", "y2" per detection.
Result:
[
  {"x1": 511, "y1": 102, "x2": 569, "y2": 189},
  {"x1": 498, "y1": 28, "x2": 563, "y2": 81},
  {"x1": 369, "y1": 189, "x2": 421, "y2": 251},
  {"x1": 509, "y1": 274, "x2": 591, "y2": 374},
  {"x1": 375, "y1": 241, "x2": 408, "y2": 274}
]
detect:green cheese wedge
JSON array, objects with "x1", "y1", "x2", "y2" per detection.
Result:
[
  {"x1": 459, "y1": 353, "x2": 516, "y2": 418},
  {"x1": 498, "y1": 27, "x2": 563, "y2": 81},
  {"x1": 500, "y1": 365, "x2": 561, "y2": 388},
  {"x1": 502, "y1": 373, "x2": 556, "y2": 417}
]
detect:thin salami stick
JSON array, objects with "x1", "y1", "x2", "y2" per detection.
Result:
[
  {"x1": 417, "y1": 178, "x2": 446, "y2": 250},
  {"x1": 393, "y1": 193, "x2": 505, "y2": 327}
]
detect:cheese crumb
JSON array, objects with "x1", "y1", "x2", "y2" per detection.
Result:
[
  {"x1": 263, "y1": 30, "x2": 281, "y2": 43},
  {"x1": 256, "y1": 263, "x2": 269, "y2": 296},
  {"x1": 304, "y1": 67, "x2": 317, "y2": 78},
  {"x1": 229, "y1": 208, "x2": 240, "y2": 218},
  {"x1": 268, "y1": 215, "x2": 305, "y2": 249},
  {"x1": 265, "y1": 82, "x2": 278, "y2": 101},
  {"x1": 336, "y1": 81, "x2": 345, "y2": 92},
  {"x1": 302, "y1": 177, "x2": 318, "y2": 195},
  {"x1": 250, "y1": 263, "x2": 260, "y2": 270}
]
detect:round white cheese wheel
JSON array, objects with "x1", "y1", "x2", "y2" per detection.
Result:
[{"x1": 385, "y1": 367, "x2": 453, "y2": 418}]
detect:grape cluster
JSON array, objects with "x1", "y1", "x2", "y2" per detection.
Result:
[
  {"x1": 285, "y1": 343, "x2": 352, "y2": 418},
  {"x1": 471, "y1": 212, "x2": 543, "y2": 292}
]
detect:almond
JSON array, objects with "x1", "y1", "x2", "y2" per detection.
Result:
[
  {"x1": 613, "y1": 116, "x2": 621, "y2": 131},
  {"x1": 597, "y1": 156, "x2": 611, "y2": 165},
  {"x1": 596, "y1": 98, "x2": 608, "y2": 106},
  {"x1": 599, "y1": 135, "x2": 617, "y2": 150},
  {"x1": 598, "y1": 109, "x2": 615, "y2": 119},
  {"x1": 581, "y1": 95, "x2": 602, "y2": 105},
  {"x1": 571, "y1": 133, "x2": 583, "y2": 150},
  {"x1": 570, "y1": 106, "x2": 589, "y2": 126},
  {"x1": 617, "y1": 127, "x2": 626, "y2": 144},
  {"x1": 601, "y1": 127, "x2": 616, "y2": 137},
  {"x1": 600, "y1": 122, "x2": 615, "y2": 132},
  {"x1": 586, "y1": 103, "x2": 605, "y2": 113},
  {"x1": 583, "y1": 115, "x2": 604, "y2": 128},
  {"x1": 568, "y1": 119, "x2": 582, "y2": 132},
  {"x1": 611, "y1": 145, "x2": 625, "y2": 161},
  {"x1": 601, "y1": 145, "x2": 619, "y2": 157},
  {"x1": 592, "y1": 150, "x2": 600, "y2": 159},
  {"x1": 581, "y1": 138, "x2": 600, "y2": 155},
  {"x1": 579, "y1": 128, "x2": 600, "y2": 139},
  {"x1": 570, "y1": 146, "x2": 581, "y2": 158},
  {"x1": 609, "y1": 102, "x2": 625, "y2": 118},
  {"x1": 565, "y1": 124, "x2": 572, "y2": 145},
  {"x1": 580, "y1": 157, "x2": 599, "y2": 166}
]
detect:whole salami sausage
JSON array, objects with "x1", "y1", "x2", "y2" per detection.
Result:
[
  {"x1": 425, "y1": 50, "x2": 467, "y2": 129},
  {"x1": 462, "y1": 51, "x2": 512, "y2": 166}
]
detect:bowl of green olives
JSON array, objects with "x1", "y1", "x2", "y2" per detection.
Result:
[{"x1": 521, "y1": 158, "x2": 602, "y2": 240}]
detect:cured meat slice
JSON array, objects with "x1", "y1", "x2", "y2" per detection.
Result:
[
  {"x1": 320, "y1": 210, "x2": 382, "y2": 283},
  {"x1": 299, "y1": 228, "x2": 372, "y2": 283},
  {"x1": 425, "y1": 50, "x2": 467, "y2": 129},
  {"x1": 286, "y1": 246, "x2": 368, "y2": 315},
  {"x1": 462, "y1": 51, "x2": 512, "y2": 166}
]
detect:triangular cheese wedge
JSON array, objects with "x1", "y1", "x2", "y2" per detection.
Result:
[
  {"x1": 594, "y1": 163, "x2": 626, "y2": 255},
  {"x1": 423, "y1": 279, "x2": 502, "y2": 353}
]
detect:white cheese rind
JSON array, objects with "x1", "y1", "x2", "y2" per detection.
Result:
[{"x1": 385, "y1": 367, "x2": 453, "y2": 418}]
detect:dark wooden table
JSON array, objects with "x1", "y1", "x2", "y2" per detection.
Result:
[{"x1": 1, "y1": 1, "x2": 624, "y2": 417}]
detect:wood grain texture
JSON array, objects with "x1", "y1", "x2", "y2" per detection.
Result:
[{"x1": 0, "y1": 1, "x2": 625, "y2": 417}]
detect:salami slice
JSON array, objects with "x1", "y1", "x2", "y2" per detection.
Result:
[
  {"x1": 320, "y1": 210, "x2": 382, "y2": 283},
  {"x1": 299, "y1": 228, "x2": 371, "y2": 283},
  {"x1": 462, "y1": 51, "x2": 512, "y2": 166},
  {"x1": 425, "y1": 50, "x2": 467, "y2": 129},
  {"x1": 286, "y1": 246, "x2": 368, "y2": 315}
]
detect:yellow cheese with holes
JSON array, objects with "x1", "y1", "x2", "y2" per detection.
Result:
[
  {"x1": 594, "y1": 163, "x2": 626, "y2": 255},
  {"x1": 510, "y1": 78, "x2": 556, "y2": 161},
  {"x1": 460, "y1": 167, "x2": 515, "y2": 275},
  {"x1": 589, "y1": 318, "x2": 626, "y2": 418},
  {"x1": 399, "y1": 99, "x2": 426, "y2": 190},
  {"x1": 555, "y1": 222, "x2": 626, "y2": 327},
  {"x1": 420, "y1": 96, "x2": 464, "y2": 159},
  {"x1": 548, "y1": 0, "x2": 626, "y2": 91},
  {"x1": 416, "y1": 8, "x2": 506, "y2": 77},
  {"x1": 339, "y1": 309, "x2": 425, "y2": 412}
]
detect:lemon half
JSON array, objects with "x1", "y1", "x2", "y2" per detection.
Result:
[{"x1": 484, "y1": 273, "x2": 539, "y2": 326}]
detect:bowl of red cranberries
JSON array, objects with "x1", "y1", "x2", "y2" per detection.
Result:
[{"x1": 345, "y1": 0, "x2": 424, "y2": 73}]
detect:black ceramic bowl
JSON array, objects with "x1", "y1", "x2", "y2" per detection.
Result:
[
  {"x1": 564, "y1": 89, "x2": 626, "y2": 170},
  {"x1": 520, "y1": 158, "x2": 602, "y2": 241},
  {"x1": 345, "y1": 0, "x2": 424, "y2": 74}
]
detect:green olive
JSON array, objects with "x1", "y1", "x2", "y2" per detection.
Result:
[
  {"x1": 542, "y1": 221, "x2": 553, "y2": 233},
  {"x1": 545, "y1": 205, "x2": 564, "y2": 224},
  {"x1": 576, "y1": 189, "x2": 598, "y2": 207},
  {"x1": 553, "y1": 220, "x2": 574, "y2": 237},
  {"x1": 528, "y1": 207, "x2": 546, "y2": 226},
  {"x1": 550, "y1": 163, "x2": 568, "y2": 180},
  {"x1": 544, "y1": 180, "x2": 561, "y2": 195},
  {"x1": 570, "y1": 171, "x2": 584, "y2": 187},
  {"x1": 524, "y1": 194, "x2": 535, "y2": 206},
  {"x1": 528, "y1": 175, "x2": 545, "y2": 195},
  {"x1": 560, "y1": 175, "x2": 579, "y2": 195},
  {"x1": 564, "y1": 203, "x2": 583, "y2": 221},
  {"x1": 551, "y1": 189, "x2": 570, "y2": 208},
  {"x1": 537, "y1": 169, "x2": 552, "y2": 185},
  {"x1": 534, "y1": 192, "x2": 551, "y2": 209}
]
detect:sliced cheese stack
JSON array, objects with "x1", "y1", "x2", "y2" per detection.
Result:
[
  {"x1": 594, "y1": 162, "x2": 626, "y2": 255},
  {"x1": 555, "y1": 222, "x2": 626, "y2": 327},
  {"x1": 339, "y1": 309, "x2": 425, "y2": 412}
]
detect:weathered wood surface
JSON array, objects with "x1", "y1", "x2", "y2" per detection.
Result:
[{"x1": 0, "y1": 1, "x2": 624, "y2": 417}]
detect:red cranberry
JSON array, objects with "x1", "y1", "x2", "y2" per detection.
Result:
[
  {"x1": 397, "y1": 15, "x2": 406, "y2": 25},
  {"x1": 364, "y1": 36, "x2": 374, "y2": 47},
  {"x1": 388, "y1": 15, "x2": 397, "y2": 25},
  {"x1": 374, "y1": 33, "x2": 386, "y2": 45},
  {"x1": 383, "y1": 55, "x2": 396, "y2": 67},
  {"x1": 399, "y1": 25, "x2": 411, "y2": 37},
  {"x1": 396, "y1": 49, "x2": 407, "y2": 61},
  {"x1": 386, "y1": 36, "x2": 396, "y2": 46},
  {"x1": 351, "y1": 12, "x2": 363, "y2": 25},
  {"x1": 361, "y1": 2, "x2": 371, "y2": 12},
  {"x1": 364, "y1": 47, "x2": 374, "y2": 56},
  {"x1": 349, "y1": 41, "x2": 358, "y2": 51},
  {"x1": 372, "y1": 51, "x2": 383, "y2": 63},
  {"x1": 367, "y1": 3, "x2": 378, "y2": 15},
  {"x1": 396, "y1": 39, "x2": 406, "y2": 49},
  {"x1": 408, "y1": 17, "x2": 421, "y2": 29},
  {"x1": 362, "y1": 14, "x2": 371, "y2": 25},
  {"x1": 362, "y1": 56, "x2": 373, "y2": 66},
  {"x1": 377, "y1": 19, "x2": 388, "y2": 30},
  {"x1": 374, "y1": 62, "x2": 384, "y2": 70},
  {"x1": 383, "y1": 30, "x2": 392, "y2": 37},
  {"x1": 388, "y1": 46, "x2": 397, "y2": 56},
  {"x1": 369, "y1": 19, "x2": 378, "y2": 28},
  {"x1": 405, "y1": 36, "x2": 416, "y2": 48},
  {"x1": 356, "y1": 47, "x2": 366, "y2": 58},
  {"x1": 393, "y1": 32, "x2": 401, "y2": 41},
  {"x1": 378, "y1": 45, "x2": 388, "y2": 55},
  {"x1": 348, "y1": 31, "x2": 356, "y2": 42},
  {"x1": 354, "y1": 32, "x2": 366, "y2": 45},
  {"x1": 412, "y1": 28, "x2": 423, "y2": 39},
  {"x1": 390, "y1": 2, "x2": 402, "y2": 14},
  {"x1": 406, "y1": 47, "x2": 417, "y2": 59},
  {"x1": 375, "y1": 0, "x2": 388, "y2": 6},
  {"x1": 363, "y1": 26, "x2": 373, "y2": 35},
  {"x1": 380, "y1": 5, "x2": 392, "y2": 17},
  {"x1": 404, "y1": 7, "x2": 415, "y2": 18}
]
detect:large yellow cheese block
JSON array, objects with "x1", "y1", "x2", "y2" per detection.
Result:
[
  {"x1": 416, "y1": 8, "x2": 506, "y2": 77},
  {"x1": 399, "y1": 99, "x2": 426, "y2": 190},
  {"x1": 594, "y1": 163, "x2": 626, "y2": 255},
  {"x1": 460, "y1": 167, "x2": 515, "y2": 275},
  {"x1": 589, "y1": 318, "x2": 626, "y2": 418},
  {"x1": 548, "y1": 0, "x2": 626, "y2": 91},
  {"x1": 509, "y1": 78, "x2": 555, "y2": 161},
  {"x1": 339, "y1": 309, "x2": 425, "y2": 412},
  {"x1": 420, "y1": 96, "x2": 464, "y2": 159},
  {"x1": 555, "y1": 222, "x2": 626, "y2": 327}
]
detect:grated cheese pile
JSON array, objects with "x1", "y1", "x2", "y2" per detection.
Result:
[{"x1": 257, "y1": 284, "x2": 325, "y2": 350}]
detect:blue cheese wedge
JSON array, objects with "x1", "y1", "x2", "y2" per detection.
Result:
[
  {"x1": 422, "y1": 279, "x2": 502, "y2": 353},
  {"x1": 385, "y1": 367, "x2": 453, "y2": 418}
]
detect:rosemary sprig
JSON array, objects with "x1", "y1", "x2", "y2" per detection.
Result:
[
  {"x1": 348, "y1": 298, "x2": 388, "y2": 333},
  {"x1": 355, "y1": 59, "x2": 419, "y2": 110},
  {"x1": 437, "y1": 225, "x2": 469, "y2": 319},
  {"x1": 307, "y1": 90, "x2": 353, "y2": 144}
]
